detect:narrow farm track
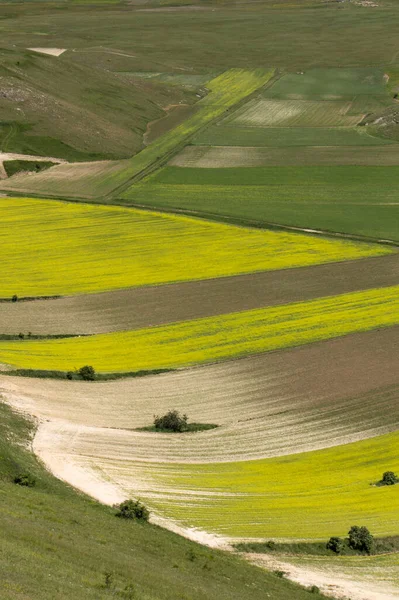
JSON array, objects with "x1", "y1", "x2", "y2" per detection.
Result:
[
  {"x1": 1, "y1": 253, "x2": 398, "y2": 335},
  {"x1": 2, "y1": 327, "x2": 399, "y2": 464}
]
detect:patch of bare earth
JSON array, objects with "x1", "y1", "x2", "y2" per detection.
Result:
[
  {"x1": 0, "y1": 253, "x2": 398, "y2": 335},
  {"x1": 246, "y1": 553, "x2": 399, "y2": 600},
  {"x1": 27, "y1": 48, "x2": 67, "y2": 57},
  {"x1": 169, "y1": 145, "x2": 399, "y2": 167}
]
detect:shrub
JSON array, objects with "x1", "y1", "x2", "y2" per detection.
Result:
[
  {"x1": 103, "y1": 572, "x2": 113, "y2": 588},
  {"x1": 66, "y1": 371, "x2": 74, "y2": 380},
  {"x1": 274, "y1": 570, "x2": 286, "y2": 578},
  {"x1": 348, "y1": 526, "x2": 374, "y2": 554},
  {"x1": 116, "y1": 499, "x2": 149, "y2": 521},
  {"x1": 379, "y1": 471, "x2": 399, "y2": 486},
  {"x1": 11, "y1": 295, "x2": 18, "y2": 303},
  {"x1": 18, "y1": 332, "x2": 24, "y2": 340},
  {"x1": 78, "y1": 365, "x2": 96, "y2": 381},
  {"x1": 14, "y1": 473, "x2": 36, "y2": 487},
  {"x1": 326, "y1": 536, "x2": 345, "y2": 554},
  {"x1": 309, "y1": 585, "x2": 320, "y2": 594},
  {"x1": 154, "y1": 410, "x2": 188, "y2": 432}
]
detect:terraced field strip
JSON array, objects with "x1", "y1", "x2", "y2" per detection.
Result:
[
  {"x1": 0, "y1": 286, "x2": 398, "y2": 372},
  {"x1": 0, "y1": 69, "x2": 274, "y2": 199},
  {"x1": 93, "y1": 429, "x2": 399, "y2": 540},
  {"x1": 192, "y1": 126, "x2": 394, "y2": 147},
  {"x1": 125, "y1": 166, "x2": 399, "y2": 241},
  {"x1": 224, "y1": 98, "x2": 363, "y2": 128},
  {"x1": 2, "y1": 196, "x2": 391, "y2": 297},
  {"x1": 170, "y1": 145, "x2": 399, "y2": 168},
  {"x1": 1, "y1": 253, "x2": 398, "y2": 336},
  {"x1": 2, "y1": 327, "x2": 398, "y2": 462}
]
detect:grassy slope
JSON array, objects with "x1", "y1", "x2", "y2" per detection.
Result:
[
  {"x1": 0, "y1": 286, "x2": 397, "y2": 372},
  {"x1": 0, "y1": 402, "x2": 326, "y2": 600},
  {"x1": 0, "y1": 47, "x2": 195, "y2": 161},
  {"x1": 123, "y1": 429, "x2": 399, "y2": 540}
]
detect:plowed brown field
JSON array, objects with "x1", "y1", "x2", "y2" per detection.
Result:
[
  {"x1": 2, "y1": 327, "x2": 398, "y2": 464},
  {"x1": 1, "y1": 253, "x2": 398, "y2": 335}
]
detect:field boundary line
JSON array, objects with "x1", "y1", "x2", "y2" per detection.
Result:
[{"x1": 2, "y1": 189, "x2": 398, "y2": 248}]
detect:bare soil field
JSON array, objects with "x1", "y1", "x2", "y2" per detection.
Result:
[
  {"x1": 2, "y1": 327, "x2": 399, "y2": 464},
  {"x1": 27, "y1": 48, "x2": 66, "y2": 57},
  {"x1": 170, "y1": 145, "x2": 399, "y2": 168},
  {"x1": 0, "y1": 160, "x2": 124, "y2": 198},
  {"x1": 1, "y1": 253, "x2": 397, "y2": 335}
]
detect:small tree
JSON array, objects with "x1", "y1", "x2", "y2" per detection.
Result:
[
  {"x1": 116, "y1": 499, "x2": 149, "y2": 521},
  {"x1": 11, "y1": 295, "x2": 18, "y2": 303},
  {"x1": 326, "y1": 536, "x2": 345, "y2": 554},
  {"x1": 154, "y1": 410, "x2": 188, "y2": 432},
  {"x1": 380, "y1": 471, "x2": 399, "y2": 486},
  {"x1": 348, "y1": 526, "x2": 374, "y2": 554},
  {"x1": 78, "y1": 365, "x2": 96, "y2": 381}
]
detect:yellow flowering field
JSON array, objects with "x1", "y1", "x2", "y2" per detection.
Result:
[
  {"x1": 120, "y1": 429, "x2": 399, "y2": 539},
  {"x1": 0, "y1": 286, "x2": 397, "y2": 372},
  {"x1": 1, "y1": 197, "x2": 391, "y2": 297}
]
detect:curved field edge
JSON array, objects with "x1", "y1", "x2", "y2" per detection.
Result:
[
  {"x1": 1, "y1": 253, "x2": 398, "y2": 336},
  {"x1": 0, "y1": 286, "x2": 397, "y2": 372},
  {"x1": 0, "y1": 196, "x2": 392, "y2": 297},
  {"x1": 0, "y1": 404, "x2": 326, "y2": 600},
  {"x1": 97, "y1": 429, "x2": 399, "y2": 540},
  {"x1": 0, "y1": 69, "x2": 275, "y2": 199},
  {"x1": 2, "y1": 326, "x2": 398, "y2": 462}
]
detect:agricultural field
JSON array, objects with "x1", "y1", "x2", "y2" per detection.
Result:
[
  {"x1": 1, "y1": 196, "x2": 390, "y2": 297},
  {"x1": 1, "y1": 253, "x2": 398, "y2": 335},
  {"x1": 3, "y1": 327, "x2": 398, "y2": 462},
  {"x1": 2, "y1": 2, "x2": 399, "y2": 599},
  {"x1": 170, "y1": 145, "x2": 399, "y2": 168},
  {"x1": 0, "y1": 286, "x2": 397, "y2": 372},
  {"x1": 193, "y1": 126, "x2": 393, "y2": 147},
  {"x1": 0, "y1": 69, "x2": 274, "y2": 199},
  {"x1": 222, "y1": 98, "x2": 363, "y2": 128}
]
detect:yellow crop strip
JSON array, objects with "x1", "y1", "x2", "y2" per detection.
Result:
[
  {"x1": 126, "y1": 430, "x2": 399, "y2": 539},
  {"x1": 0, "y1": 286, "x2": 398, "y2": 372},
  {"x1": 0, "y1": 197, "x2": 392, "y2": 297}
]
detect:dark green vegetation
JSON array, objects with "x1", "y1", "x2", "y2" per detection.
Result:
[
  {"x1": 2, "y1": 367, "x2": 173, "y2": 381},
  {"x1": 139, "y1": 411, "x2": 218, "y2": 434},
  {"x1": 0, "y1": 402, "x2": 328, "y2": 599},
  {"x1": 3, "y1": 159, "x2": 55, "y2": 177},
  {"x1": 0, "y1": 333, "x2": 78, "y2": 340},
  {"x1": 235, "y1": 535, "x2": 399, "y2": 557},
  {"x1": 115, "y1": 499, "x2": 149, "y2": 522},
  {"x1": 377, "y1": 471, "x2": 399, "y2": 486}
]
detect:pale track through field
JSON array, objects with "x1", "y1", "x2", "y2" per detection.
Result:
[
  {"x1": 1, "y1": 253, "x2": 398, "y2": 335},
  {"x1": 2, "y1": 328, "x2": 399, "y2": 600}
]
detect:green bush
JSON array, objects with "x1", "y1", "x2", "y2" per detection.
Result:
[
  {"x1": 154, "y1": 410, "x2": 188, "y2": 432},
  {"x1": 116, "y1": 499, "x2": 149, "y2": 522},
  {"x1": 78, "y1": 365, "x2": 96, "y2": 381},
  {"x1": 14, "y1": 473, "x2": 36, "y2": 487},
  {"x1": 379, "y1": 471, "x2": 399, "y2": 486},
  {"x1": 11, "y1": 294, "x2": 18, "y2": 303},
  {"x1": 326, "y1": 536, "x2": 344, "y2": 554},
  {"x1": 348, "y1": 526, "x2": 374, "y2": 554}
]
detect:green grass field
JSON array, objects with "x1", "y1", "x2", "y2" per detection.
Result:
[
  {"x1": 0, "y1": 402, "x2": 326, "y2": 600},
  {"x1": 124, "y1": 166, "x2": 399, "y2": 241},
  {"x1": 121, "y1": 430, "x2": 399, "y2": 540},
  {"x1": 193, "y1": 126, "x2": 393, "y2": 147},
  {"x1": 2, "y1": 196, "x2": 388, "y2": 297},
  {"x1": 0, "y1": 286, "x2": 397, "y2": 372}
]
